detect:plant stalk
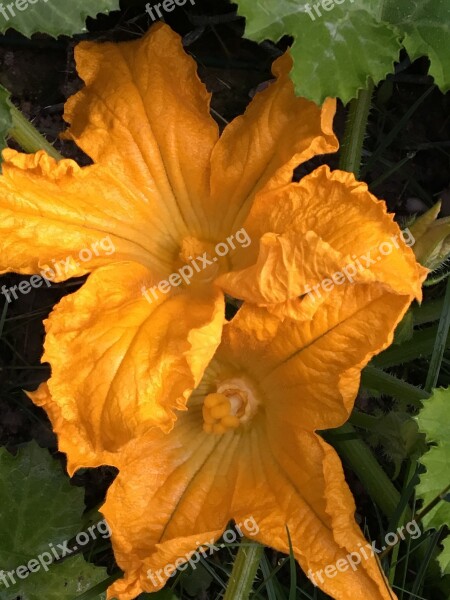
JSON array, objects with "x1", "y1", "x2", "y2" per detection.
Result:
[
  {"x1": 326, "y1": 423, "x2": 406, "y2": 519},
  {"x1": 9, "y1": 105, "x2": 63, "y2": 160},
  {"x1": 361, "y1": 365, "x2": 429, "y2": 407},
  {"x1": 425, "y1": 275, "x2": 450, "y2": 392},
  {"x1": 223, "y1": 539, "x2": 264, "y2": 600},
  {"x1": 339, "y1": 80, "x2": 374, "y2": 177}
]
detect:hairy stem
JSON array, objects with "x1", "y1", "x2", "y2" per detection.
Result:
[
  {"x1": 326, "y1": 423, "x2": 404, "y2": 519},
  {"x1": 339, "y1": 80, "x2": 374, "y2": 177},
  {"x1": 223, "y1": 539, "x2": 264, "y2": 600},
  {"x1": 10, "y1": 105, "x2": 63, "y2": 160}
]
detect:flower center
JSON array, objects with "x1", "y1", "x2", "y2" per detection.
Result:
[
  {"x1": 179, "y1": 237, "x2": 210, "y2": 263},
  {"x1": 177, "y1": 236, "x2": 220, "y2": 285},
  {"x1": 202, "y1": 379, "x2": 260, "y2": 435}
]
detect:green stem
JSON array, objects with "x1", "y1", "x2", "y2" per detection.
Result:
[
  {"x1": 388, "y1": 460, "x2": 416, "y2": 584},
  {"x1": 361, "y1": 365, "x2": 429, "y2": 407},
  {"x1": 372, "y1": 323, "x2": 450, "y2": 369},
  {"x1": 349, "y1": 410, "x2": 380, "y2": 430},
  {"x1": 339, "y1": 80, "x2": 374, "y2": 177},
  {"x1": 223, "y1": 539, "x2": 264, "y2": 600},
  {"x1": 326, "y1": 423, "x2": 405, "y2": 519},
  {"x1": 425, "y1": 275, "x2": 450, "y2": 392},
  {"x1": 9, "y1": 105, "x2": 63, "y2": 160}
]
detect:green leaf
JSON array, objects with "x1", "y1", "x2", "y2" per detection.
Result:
[
  {"x1": 179, "y1": 563, "x2": 213, "y2": 596},
  {"x1": 367, "y1": 410, "x2": 425, "y2": 478},
  {"x1": 384, "y1": 0, "x2": 450, "y2": 93},
  {"x1": 17, "y1": 555, "x2": 107, "y2": 600},
  {"x1": 0, "y1": 0, "x2": 120, "y2": 37},
  {"x1": 0, "y1": 442, "x2": 107, "y2": 599},
  {"x1": 235, "y1": 0, "x2": 450, "y2": 103},
  {"x1": 438, "y1": 537, "x2": 450, "y2": 575},
  {"x1": 0, "y1": 84, "x2": 13, "y2": 155},
  {"x1": 236, "y1": 0, "x2": 400, "y2": 104},
  {"x1": 416, "y1": 388, "x2": 450, "y2": 575},
  {"x1": 393, "y1": 310, "x2": 414, "y2": 345}
]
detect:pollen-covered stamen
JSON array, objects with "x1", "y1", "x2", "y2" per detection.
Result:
[
  {"x1": 202, "y1": 393, "x2": 242, "y2": 435},
  {"x1": 202, "y1": 379, "x2": 260, "y2": 435}
]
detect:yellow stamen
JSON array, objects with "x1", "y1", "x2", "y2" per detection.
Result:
[
  {"x1": 213, "y1": 423, "x2": 227, "y2": 435},
  {"x1": 210, "y1": 402, "x2": 231, "y2": 420},
  {"x1": 204, "y1": 393, "x2": 223, "y2": 408},
  {"x1": 221, "y1": 415, "x2": 240, "y2": 429},
  {"x1": 203, "y1": 379, "x2": 259, "y2": 435},
  {"x1": 202, "y1": 391, "x2": 249, "y2": 435}
]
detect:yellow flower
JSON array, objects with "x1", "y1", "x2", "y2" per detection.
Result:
[
  {"x1": 98, "y1": 285, "x2": 411, "y2": 600},
  {"x1": 0, "y1": 23, "x2": 425, "y2": 472}
]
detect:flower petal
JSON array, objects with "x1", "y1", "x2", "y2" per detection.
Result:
[
  {"x1": 102, "y1": 413, "x2": 395, "y2": 600},
  {"x1": 207, "y1": 53, "x2": 338, "y2": 237},
  {"x1": 29, "y1": 262, "x2": 224, "y2": 473},
  {"x1": 103, "y1": 411, "x2": 227, "y2": 599},
  {"x1": 220, "y1": 284, "x2": 414, "y2": 430},
  {"x1": 218, "y1": 229, "x2": 344, "y2": 305},
  {"x1": 251, "y1": 429, "x2": 397, "y2": 600},
  {"x1": 64, "y1": 23, "x2": 218, "y2": 239},
  {"x1": 218, "y1": 166, "x2": 427, "y2": 308},
  {"x1": 0, "y1": 149, "x2": 177, "y2": 280}
]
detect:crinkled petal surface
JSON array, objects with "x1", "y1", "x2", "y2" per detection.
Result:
[
  {"x1": 101, "y1": 289, "x2": 409, "y2": 600},
  {"x1": 29, "y1": 262, "x2": 224, "y2": 474},
  {"x1": 64, "y1": 24, "x2": 338, "y2": 244},
  {"x1": 64, "y1": 22, "x2": 219, "y2": 240},
  {"x1": 218, "y1": 166, "x2": 427, "y2": 309},
  {"x1": 103, "y1": 412, "x2": 394, "y2": 600},
  {"x1": 0, "y1": 150, "x2": 177, "y2": 280},
  {"x1": 220, "y1": 284, "x2": 415, "y2": 430},
  {"x1": 207, "y1": 53, "x2": 338, "y2": 237}
]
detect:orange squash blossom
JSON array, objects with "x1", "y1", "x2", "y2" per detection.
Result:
[
  {"x1": 0, "y1": 22, "x2": 428, "y2": 600},
  {"x1": 101, "y1": 286, "x2": 417, "y2": 600},
  {"x1": 0, "y1": 24, "x2": 424, "y2": 471}
]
